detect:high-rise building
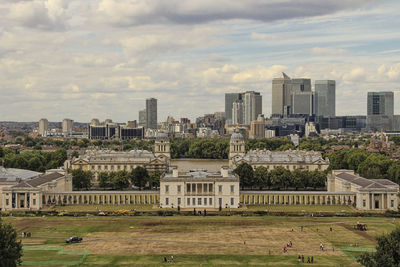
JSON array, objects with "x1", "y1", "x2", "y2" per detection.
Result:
[
  {"x1": 243, "y1": 91, "x2": 262, "y2": 125},
  {"x1": 138, "y1": 109, "x2": 146, "y2": 127},
  {"x1": 38, "y1": 118, "x2": 48, "y2": 137},
  {"x1": 272, "y1": 73, "x2": 292, "y2": 116},
  {"x1": 315, "y1": 80, "x2": 336, "y2": 117},
  {"x1": 367, "y1": 92, "x2": 394, "y2": 116},
  {"x1": 146, "y1": 98, "x2": 157, "y2": 129},
  {"x1": 232, "y1": 100, "x2": 244, "y2": 125},
  {"x1": 225, "y1": 93, "x2": 242, "y2": 124},
  {"x1": 62, "y1": 119, "x2": 74, "y2": 134}
]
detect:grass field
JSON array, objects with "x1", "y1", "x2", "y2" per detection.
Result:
[{"x1": 4, "y1": 215, "x2": 399, "y2": 266}]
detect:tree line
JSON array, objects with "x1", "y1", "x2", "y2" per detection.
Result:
[
  {"x1": 71, "y1": 167, "x2": 162, "y2": 190},
  {"x1": 328, "y1": 148, "x2": 400, "y2": 184},
  {"x1": 233, "y1": 163, "x2": 326, "y2": 190},
  {"x1": 0, "y1": 148, "x2": 67, "y2": 172}
]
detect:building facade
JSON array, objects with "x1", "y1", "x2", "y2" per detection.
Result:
[
  {"x1": 225, "y1": 93, "x2": 242, "y2": 125},
  {"x1": 38, "y1": 118, "x2": 48, "y2": 137},
  {"x1": 146, "y1": 98, "x2": 157, "y2": 129},
  {"x1": 160, "y1": 166, "x2": 240, "y2": 209},
  {"x1": 367, "y1": 92, "x2": 394, "y2": 116},
  {"x1": 272, "y1": 72, "x2": 292, "y2": 116},
  {"x1": 243, "y1": 91, "x2": 262, "y2": 125},
  {"x1": 62, "y1": 119, "x2": 74, "y2": 135},
  {"x1": 315, "y1": 80, "x2": 335, "y2": 117}
]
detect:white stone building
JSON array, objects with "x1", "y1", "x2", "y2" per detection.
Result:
[
  {"x1": 328, "y1": 170, "x2": 399, "y2": 211},
  {"x1": 160, "y1": 166, "x2": 240, "y2": 209}
]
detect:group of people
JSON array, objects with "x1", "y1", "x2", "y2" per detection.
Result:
[
  {"x1": 163, "y1": 256, "x2": 174, "y2": 263},
  {"x1": 21, "y1": 232, "x2": 31, "y2": 238},
  {"x1": 283, "y1": 240, "x2": 293, "y2": 253},
  {"x1": 298, "y1": 255, "x2": 314, "y2": 264}
]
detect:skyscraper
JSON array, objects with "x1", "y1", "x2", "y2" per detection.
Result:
[
  {"x1": 62, "y1": 118, "x2": 74, "y2": 134},
  {"x1": 225, "y1": 93, "x2": 242, "y2": 124},
  {"x1": 243, "y1": 91, "x2": 262, "y2": 125},
  {"x1": 367, "y1": 92, "x2": 394, "y2": 116},
  {"x1": 138, "y1": 109, "x2": 146, "y2": 127},
  {"x1": 315, "y1": 80, "x2": 336, "y2": 117},
  {"x1": 146, "y1": 98, "x2": 157, "y2": 129},
  {"x1": 232, "y1": 100, "x2": 244, "y2": 124},
  {"x1": 38, "y1": 118, "x2": 48, "y2": 137},
  {"x1": 272, "y1": 73, "x2": 292, "y2": 116},
  {"x1": 291, "y1": 78, "x2": 313, "y2": 115}
]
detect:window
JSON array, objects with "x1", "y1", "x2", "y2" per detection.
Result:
[
  {"x1": 198, "y1": 198, "x2": 202, "y2": 205},
  {"x1": 165, "y1": 198, "x2": 169, "y2": 205},
  {"x1": 204, "y1": 198, "x2": 207, "y2": 205},
  {"x1": 177, "y1": 185, "x2": 181, "y2": 193},
  {"x1": 218, "y1": 185, "x2": 222, "y2": 193},
  {"x1": 192, "y1": 184, "x2": 196, "y2": 192},
  {"x1": 363, "y1": 200, "x2": 366, "y2": 207},
  {"x1": 209, "y1": 184, "x2": 213, "y2": 192},
  {"x1": 178, "y1": 198, "x2": 181, "y2": 206},
  {"x1": 165, "y1": 185, "x2": 169, "y2": 193},
  {"x1": 192, "y1": 198, "x2": 195, "y2": 205},
  {"x1": 187, "y1": 184, "x2": 191, "y2": 193},
  {"x1": 230, "y1": 185, "x2": 234, "y2": 193},
  {"x1": 203, "y1": 184, "x2": 207, "y2": 192},
  {"x1": 187, "y1": 198, "x2": 190, "y2": 205},
  {"x1": 33, "y1": 199, "x2": 36, "y2": 205},
  {"x1": 209, "y1": 198, "x2": 212, "y2": 205},
  {"x1": 231, "y1": 198, "x2": 234, "y2": 206},
  {"x1": 391, "y1": 200, "x2": 394, "y2": 208},
  {"x1": 218, "y1": 198, "x2": 222, "y2": 207},
  {"x1": 6, "y1": 199, "x2": 9, "y2": 206}
]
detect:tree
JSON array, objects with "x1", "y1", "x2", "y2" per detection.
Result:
[
  {"x1": 149, "y1": 170, "x2": 162, "y2": 189},
  {"x1": 71, "y1": 150, "x2": 79, "y2": 158},
  {"x1": 358, "y1": 227, "x2": 400, "y2": 267},
  {"x1": 112, "y1": 171, "x2": 130, "y2": 190},
  {"x1": 98, "y1": 172, "x2": 111, "y2": 189},
  {"x1": 0, "y1": 146, "x2": 4, "y2": 158},
  {"x1": 254, "y1": 166, "x2": 269, "y2": 189},
  {"x1": 276, "y1": 143, "x2": 295, "y2": 151},
  {"x1": 0, "y1": 217, "x2": 23, "y2": 267},
  {"x1": 131, "y1": 166, "x2": 149, "y2": 189},
  {"x1": 387, "y1": 162, "x2": 400, "y2": 184},
  {"x1": 292, "y1": 169, "x2": 307, "y2": 190},
  {"x1": 357, "y1": 153, "x2": 392, "y2": 179},
  {"x1": 233, "y1": 163, "x2": 254, "y2": 189},
  {"x1": 71, "y1": 169, "x2": 93, "y2": 190},
  {"x1": 270, "y1": 167, "x2": 292, "y2": 189}
]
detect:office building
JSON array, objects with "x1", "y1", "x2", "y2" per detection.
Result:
[
  {"x1": 367, "y1": 92, "x2": 394, "y2": 116},
  {"x1": 138, "y1": 109, "x2": 146, "y2": 127},
  {"x1": 146, "y1": 98, "x2": 157, "y2": 129},
  {"x1": 62, "y1": 119, "x2": 74, "y2": 135},
  {"x1": 272, "y1": 72, "x2": 292, "y2": 116},
  {"x1": 292, "y1": 92, "x2": 313, "y2": 115},
  {"x1": 225, "y1": 93, "x2": 242, "y2": 124},
  {"x1": 88, "y1": 120, "x2": 144, "y2": 140},
  {"x1": 249, "y1": 115, "x2": 265, "y2": 139},
  {"x1": 315, "y1": 80, "x2": 335, "y2": 117},
  {"x1": 232, "y1": 100, "x2": 244, "y2": 125},
  {"x1": 243, "y1": 91, "x2": 262, "y2": 125},
  {"x1": 38, "y1": 118, "x2": 48, "y2": 137}
]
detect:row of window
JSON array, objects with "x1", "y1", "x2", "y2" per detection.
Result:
[
  {"x1": 5, "y1": 198, "x2": 36, "y2": 206},
  {"x1": 362, "y1": 199, "x2": 395, "y2": 208},
  {"x1": 165, "y1": 184, "x2": 235, "y2": 194},
  {"x1": 165, "y1": 197, "x2": 235, "y2": 207}
]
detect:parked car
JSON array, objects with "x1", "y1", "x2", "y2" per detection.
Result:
[{"x1": 66, "y1": 236, "x2": 82, "y2": 243}]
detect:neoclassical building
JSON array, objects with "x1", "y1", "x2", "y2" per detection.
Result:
[
  {"x1": 160, "y1": 166, "x2": 240, "y2": 209},
  {"x1": 229, "y1": 131, "x2": 329, "y2": 172},
  {"x1": 328, "y1": 170, "x2": 399, "y2": 211},
  {"x1": 67, "y1": 133, "x2": 171, "y2": 182}
]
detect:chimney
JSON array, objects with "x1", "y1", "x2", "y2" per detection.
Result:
[
  {"x1": 172, "y1": 166, "x2": 179, "y2": 178},
  {"x1": 221, "y1": 166, "x2": 229, "y2": 177}
]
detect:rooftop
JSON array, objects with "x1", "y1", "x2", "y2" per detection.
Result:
[
  {"x1": 11, "y1": 172, "x2": 65, "y2": 189},
  {"x1": 336, "y1": 172, "x2": 399, "y2": 190},
  {"x1": 0, "y1": 167, "x2": 42, "y2": 182},
  {"x1": 234, "y1": 150, "x2": 328, "y2": 164}
]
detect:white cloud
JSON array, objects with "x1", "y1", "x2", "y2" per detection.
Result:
[{"x1": 311, "y1": 47, "x2": 348, "y2": 55}]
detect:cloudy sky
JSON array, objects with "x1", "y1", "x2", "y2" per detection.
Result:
[{"x1": 0, "y1": 0, "x2": 399, "y2": 122}]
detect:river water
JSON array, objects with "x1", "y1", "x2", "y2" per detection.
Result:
[{"x1": 170, "y1": 159, "x2": 229, "y2": 172}]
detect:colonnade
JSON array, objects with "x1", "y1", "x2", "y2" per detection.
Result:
[{"x1": 240, "y1": 191, "x2": 356, "y2": 205}]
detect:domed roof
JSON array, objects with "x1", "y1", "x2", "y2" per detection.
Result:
[
  {"x1": 156, "y1": 132, "x2": 169, "y2": 141},
  {"x1": 230, "y1": 132, "x2": 244, "y2": 141}
]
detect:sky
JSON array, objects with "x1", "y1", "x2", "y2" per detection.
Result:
[{"x1": 0, "y1": 0, "x2": 399, "y2": 122}]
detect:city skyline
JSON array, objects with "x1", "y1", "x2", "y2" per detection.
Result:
[{"x1": 0, "y1": 0, "x2": 399, "y2": 122}]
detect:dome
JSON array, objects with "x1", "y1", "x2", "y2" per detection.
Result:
[
  {"x1": 230, "y1": 132, "x2": 244, "y2": 141},
  {"x1": 156, "y1": 132, "x2": 169, "y2": 141}
]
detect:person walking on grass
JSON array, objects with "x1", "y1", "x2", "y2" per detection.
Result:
[
  {"x1": 311, "y1": 256, "x2": 314, "y2": 264},
  {"x1": 307, "y1": 257, "x2": 310, "y2": 263},
  {"x1": 301, "y1": 255, "x2": 304, "y2": 263},
  {"x1": 298, "y1": 255, "x2": 301, "y2": 263}
]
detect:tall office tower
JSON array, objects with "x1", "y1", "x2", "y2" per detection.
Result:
[
  {"x1": 146, "y1": 98, "x2": 157, "y2": 129},
  {"x1": 225, "y1": 93, "x2": 242, "y2": 124},
  {"x1": 138, "y1": 109, "x2": 146, "y2": 127},
  {"x1": 367, "y1": 92, "x2": 394, "y2": 116},
  {"x1": 243, "y1": 91, "x2": 262, "y2": 125},
  {"x1": 272, "y1": 72, "x2": 292, "y2": 116},
  {"x1": 38, "y1": 118, "x2": 48, "y2": 137},
  {"x1": 315, "y1": 80, "x2": 336, "y2": 117},
  {"x1": 62, "y1": 118, "x2": 74, "y2": 134},
  {"x1": 232, "y1": 100, "x2": 244, "y2": 124},
  {"x1": 291, "y1": 78, "x2": 313, "y2": 115}
]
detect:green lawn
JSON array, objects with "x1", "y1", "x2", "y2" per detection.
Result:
[{"x1": 52, "y1": 204, "x2": 154, "y2": 212}]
